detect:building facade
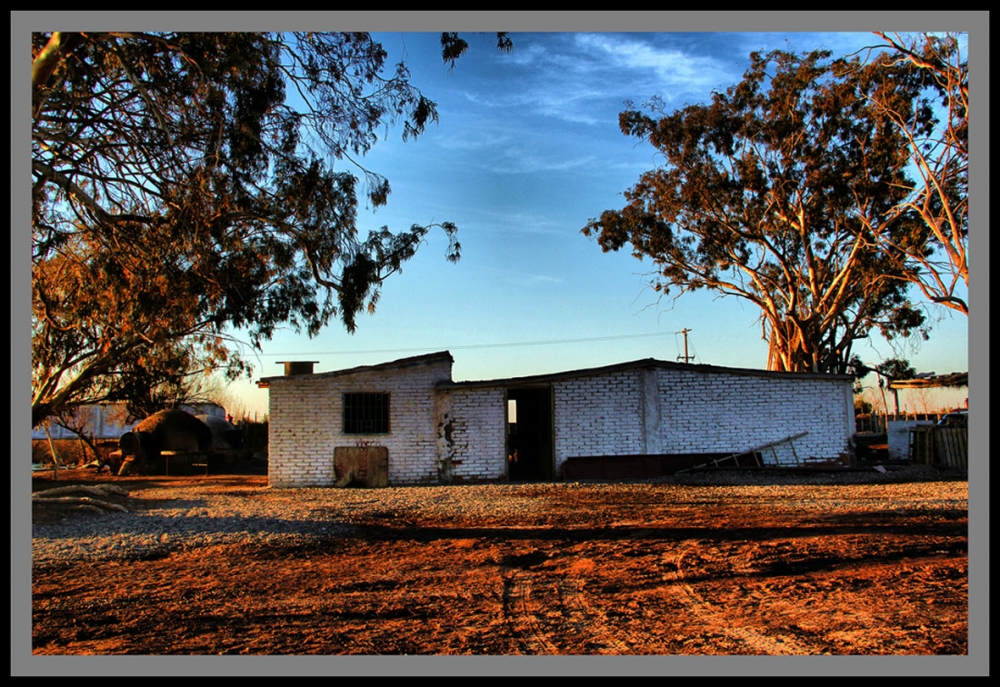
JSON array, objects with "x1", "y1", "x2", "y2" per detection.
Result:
[{"x1": 259, "y1": 352, "x2": 856, "y2": 488}]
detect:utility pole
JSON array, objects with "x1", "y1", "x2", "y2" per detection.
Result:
[{"x1": 677, "y1": 328, "x2": 695, "y2": 363}]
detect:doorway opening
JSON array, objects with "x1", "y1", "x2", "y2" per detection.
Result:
[{"x1": 506, "y1": 386, "x2": 553, "y2": 481}]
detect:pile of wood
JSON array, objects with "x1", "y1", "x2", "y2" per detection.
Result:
[{"x1": 32, "y1": 484, "x2": 133, "y2": 515}]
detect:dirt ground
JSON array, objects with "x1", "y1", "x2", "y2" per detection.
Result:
[{"x1": 31, "y1": 468, "x2": 968, "y2": 656}]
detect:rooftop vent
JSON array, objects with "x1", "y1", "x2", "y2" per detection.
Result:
[{"x1": 278, "y1": 361, "x2": 319, "y2": 377}]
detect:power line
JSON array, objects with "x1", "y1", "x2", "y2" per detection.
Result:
[{"x1": 257, "y1": 332, "x2": 672, "y2": 357}]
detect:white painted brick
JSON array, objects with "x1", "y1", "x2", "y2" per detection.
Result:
[{"x1": 267, "y1": 355, "x2": 854, "y2": 486}]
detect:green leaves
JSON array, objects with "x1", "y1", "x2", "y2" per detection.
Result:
[
  {"x1": 584, "y1": 47, "x2": 933, "y2": 375},
  {"x1": 441, "y1": 32, "x2": 511, "y2": 69},
  {"x1": 31, "y1": 32, "x2": 508, "y2": 426}
]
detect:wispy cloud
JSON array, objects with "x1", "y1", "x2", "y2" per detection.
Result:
[
  {"x1": 479, "y1": 264, "x2": 564, "y2": 288},
  {"x1": 573, "y1": 33, "x2": 732, "y2": 102},
  {"x1": 456, "y1": 33, "x2": 738, "y2": 127},
  {"x1": 462, "y1": 207, "x2": 581, "y2": 239},
  {"x1": 435, "y1": 128, "x2": 512, "y2": 151},
  {"x1": 458, "y1": 83, "x2": 609, "y2": 125},
  {"x1": 491, "y1": 151, "x2": 598, "y2": 175}
]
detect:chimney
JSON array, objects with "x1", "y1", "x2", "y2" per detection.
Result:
[{"x1": 278, "y1": 361, "x2": 318, "y2": 377}]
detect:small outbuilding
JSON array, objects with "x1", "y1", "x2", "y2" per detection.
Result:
[{"x1": 258, "y1": 351, "x2": 856, "y2": 488}]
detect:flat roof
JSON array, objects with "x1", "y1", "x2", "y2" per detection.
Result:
[
  {"x1": 258, "y1": 350, "x2": 855, "y2": 390},
  {"x1": 438, "y1": 356, "x2": 854, "y2": 389},
  {"x1": 257, "y1": 351, "x2": 454, "y2": 387}
]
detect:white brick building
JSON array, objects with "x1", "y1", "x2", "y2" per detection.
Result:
[{"x1": 259, "y1": 352, "x2": 856, "y2": 487}]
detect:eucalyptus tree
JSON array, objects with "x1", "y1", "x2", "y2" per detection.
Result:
[
  {"x1": 32, "y1": 31, "x2": 509, "y2": 427},
  {"x1": 583, "y1": 49, "x2": 928, "y2": 375},
  {"x1": 846, "y1": 32, "x2": 968, "y2": 315}
]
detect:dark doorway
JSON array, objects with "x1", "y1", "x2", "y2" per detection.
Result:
[{"x1": 506, "y1": 386, "x2": 553, "y2": 481}]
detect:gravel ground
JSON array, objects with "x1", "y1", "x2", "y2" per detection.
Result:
[
  {"x1": 32, "y1": 464, "x2": 966, "y2": 567},
  {"x1": 31, "y1": 464, "x2": 969, "y2": 656}
]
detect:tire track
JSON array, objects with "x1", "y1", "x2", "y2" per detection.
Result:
[
  {"x1": 552, "y1": 575, "x2": 634, "y2": 654},
  {"x1": 501, "y1": 573, "x2": 558, "y2": 654},
  {"x1": 500, "y1": 564, "x2": 632, "y2": 654},
  {"x1": 672, "y1": 540, "x2": 815, "y2": 655}
]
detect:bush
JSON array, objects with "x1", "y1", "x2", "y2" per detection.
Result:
[{"x1": 32, "y1": 439, "x2": 117, "y2": 466}]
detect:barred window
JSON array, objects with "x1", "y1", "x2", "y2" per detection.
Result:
[{"x1": 343, "y1": 393, "x2": 390, "y2": 434}]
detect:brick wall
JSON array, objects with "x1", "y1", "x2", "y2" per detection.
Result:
[
  {"x1": 267, "y1": 357, "x2": 452, "y2": 487},
  {"x1": 445, "y1": 387, "x2": 507, "y2": 482},
  {"x1": 552, "y1": 369, "x2": 645, "y2": 475},
  {"x1": 550, "y1": 365, "x2": 852, "y2": 473},
  {"x1": 653, "y1": 366, "x2": 853, "y2": 465},
  {"x1": 267, "y1": 355, "x2": 854, "y2": 487}
]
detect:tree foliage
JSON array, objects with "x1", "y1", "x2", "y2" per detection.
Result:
[
  {"x1": 32, "y1": 31, "x2": 506, "y2": 427},
  {"x1": 875, "y1": 358, "x2": 918, "y2": 382},
  {"x1": 582, "y1": 48, "x2": 929, "y2": 375},
  {"x1": 440, "y1": 32, "x2": 513, "y2": 69},
  {"x1": 874, "y1": 358, "x2": 918, "y2": 415},
  {"x1": 844, "y1": 32, "x2": 968, "y2": 315}
]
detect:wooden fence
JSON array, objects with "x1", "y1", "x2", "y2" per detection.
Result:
[
  {"x1": 909, "y1": 426, "x2": 968, "y2": 468},
  {"x1": 855, "y1": 412, "x2": 949, "y2": 434}
]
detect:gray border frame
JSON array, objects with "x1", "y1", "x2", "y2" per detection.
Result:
[{"x1": 14, "y1": 12, "x2": 988, "y2": 676}]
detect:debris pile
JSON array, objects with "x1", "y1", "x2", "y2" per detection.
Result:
[{"x1": 32, "y1": 484, "x2": 133, "y2": 516}]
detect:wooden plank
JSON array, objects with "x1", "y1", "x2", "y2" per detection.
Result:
[
  {"x1": 934, "y1": 427, "x2": 967, "y2": 468},
  {"x1": 366, "y1": 446, "x2": 389, "y2": 487},
  {"x1": 909, "y1": 426, "x2": 935, "y2": 465},
  {"x1": 334, "y1": 446, "x2": 389, "y2": 487}
]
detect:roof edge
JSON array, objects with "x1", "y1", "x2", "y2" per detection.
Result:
[
  {"x1": 257, "y1": 351, "x2": 855, "y2": 390},
  {"x1": 439, "y1": 357, "x2": 854, "y2": 389},
  {"x1": 258, "y1": 351, "x2": 453, "y2": 387}
]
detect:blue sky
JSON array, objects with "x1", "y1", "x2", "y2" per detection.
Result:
[{"x1": 223, "y1": 30, "x2": 969, "y2": 417}]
